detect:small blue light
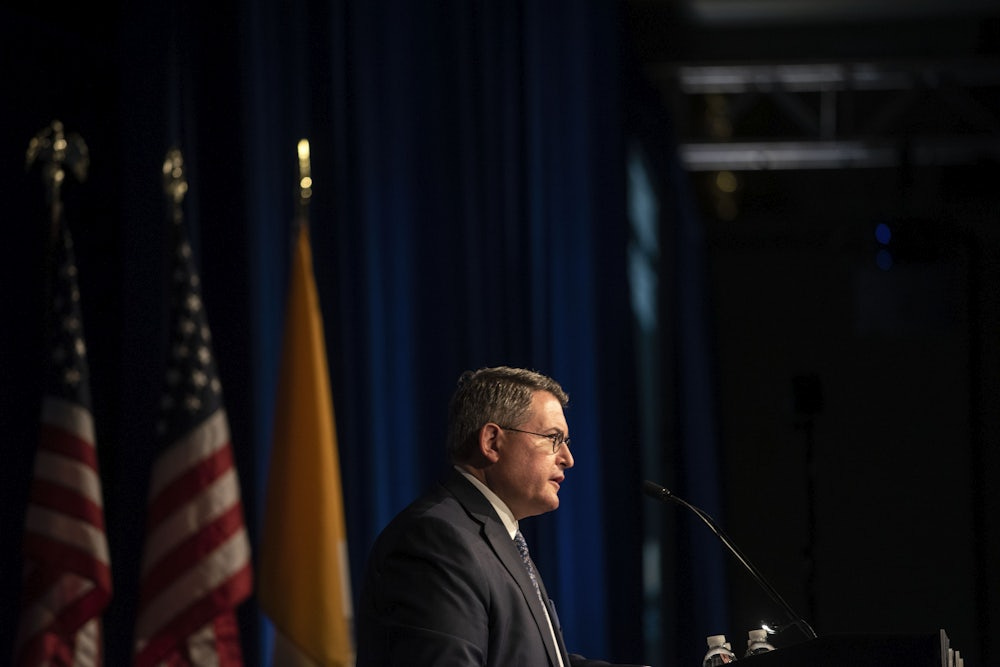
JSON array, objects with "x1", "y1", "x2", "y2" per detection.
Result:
[
  {"x1": 875, "y1": 223, "x2": 892, "y2": 245},
  {"x1": 876, "y1": 248, "x2": 893, "y2": 270}
]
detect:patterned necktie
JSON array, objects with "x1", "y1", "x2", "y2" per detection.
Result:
[
  {"x1": 513, "y1": 530, "x2": 546, "y2": 607},
  {"x1": 515, "y1": 530, "x2": 567, "y2": 667}
]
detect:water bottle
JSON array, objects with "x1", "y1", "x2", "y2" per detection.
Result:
[
  {"x1": 703, "y1": 634, "x2": 737, "y2": 666},
  {"x1": 745, "y1": 629, "x2": 775, "y2": 657}
]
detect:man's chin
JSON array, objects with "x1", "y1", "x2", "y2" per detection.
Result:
[{"x1": 525, "y1": 498, "x2": 560, "y2": 518}]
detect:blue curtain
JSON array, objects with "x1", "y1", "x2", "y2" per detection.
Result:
[
  {"x1": 242, "y1": 0, "x2": 644, "y2": 662},
  {"x1": 0, "y1": 1, "x2": 649, "y2": 664}
]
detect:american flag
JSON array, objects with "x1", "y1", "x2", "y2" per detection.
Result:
[
  {"x1": 132, "y1": 212, "x2": 253, "y2": 666},
  {"x1": 14, "y1": 217, "x2": 113, "y2": 667}
]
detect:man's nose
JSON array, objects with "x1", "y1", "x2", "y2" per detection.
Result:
[{"x1": 559, "y1": 443, "x2": 574, "y2": 468}]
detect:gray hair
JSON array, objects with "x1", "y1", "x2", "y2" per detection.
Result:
[{"x1": 446, "y1": 366, "x2": 568, "y2": 463}]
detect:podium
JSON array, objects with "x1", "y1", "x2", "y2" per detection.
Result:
[{"x1": 739, "y1": 630, "x2": 952, "y2": 667}]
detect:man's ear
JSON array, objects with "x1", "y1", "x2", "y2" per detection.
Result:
[{"x1": 479, "y1": 423, "x2": 502, "y2": 463}]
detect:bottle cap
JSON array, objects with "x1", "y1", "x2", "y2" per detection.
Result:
[{"x1": 706, "y1": 635, "x2": 728, "y2": 648}]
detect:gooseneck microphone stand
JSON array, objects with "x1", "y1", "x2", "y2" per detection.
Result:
[{"x1": 643, "y1": 480, "x2": 818, "y2": 641}]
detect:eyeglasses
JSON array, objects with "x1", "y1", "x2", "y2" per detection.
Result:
[{"x1": 498, "y1": 426, "x2": 570, "y2": 454}]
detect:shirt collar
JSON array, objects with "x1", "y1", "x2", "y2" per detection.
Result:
[{"x1": 455, "y1": 466, "x2": 519, "y2": 538}]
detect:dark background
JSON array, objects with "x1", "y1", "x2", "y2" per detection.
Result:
[
  {"x1": 2, "y1": 1, "x2": 998, "y2": 666},
  {"x1": 627, "y1": 2, "x2": 1000, "y2": 665}
]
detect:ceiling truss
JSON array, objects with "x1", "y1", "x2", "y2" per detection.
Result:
[{"x1": 649, "y1": 59, "x2": 1000, "y2": 170}]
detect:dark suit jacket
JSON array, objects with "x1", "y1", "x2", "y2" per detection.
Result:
[{"x1": 356, "y1": 469, "x2": 645, "y2": 667}]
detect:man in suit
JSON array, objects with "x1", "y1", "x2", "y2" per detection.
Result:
[{"x1": 356, "y1": 366, "x2": 647, "y2": 667}]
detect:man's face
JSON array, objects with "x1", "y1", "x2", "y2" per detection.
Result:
[{"x1": 486, "y1": 390, "x2": 575, "y2": 520}]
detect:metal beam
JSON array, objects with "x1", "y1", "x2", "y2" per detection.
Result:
[
  {"x1": 680, "y1": 137, "x2": 1000, "y2": 170},
  {"x1": 649, "y1": 59, "x2": 1000, "y2": 170}
]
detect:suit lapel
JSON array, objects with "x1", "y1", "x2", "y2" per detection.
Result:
[{"x1": 443, "y1": 471, "x2": 568, "y2": 667}]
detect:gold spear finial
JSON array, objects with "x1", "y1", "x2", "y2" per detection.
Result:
[
  {"x1": 297, "y1": 138, "x2": 313, "y2": 221},
  {"x1": 26, "y1": 120, "x2": 89, "y2": 233},
  {"x1": 162, "y1": 147, "x2": 188, "y2": 228},
  {"x1": 162, "y1": 147, "x2": 188, "y2": 206}
]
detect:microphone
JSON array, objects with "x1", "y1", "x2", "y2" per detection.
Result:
[{"x1": 642, "y1": 480, "x2": 818, "y2": 641}]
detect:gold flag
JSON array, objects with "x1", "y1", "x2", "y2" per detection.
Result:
[{"x1": 260, "y1": 224, "x2": 354, "y2": 667}]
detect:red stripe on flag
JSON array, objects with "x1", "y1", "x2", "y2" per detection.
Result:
[
  {"x1": 15, "y1": 631, "x2": 74, "y2": 667},
  {"x1": 210, "y1": 612, "x2": 246, "y2": 667},
  {"x1": 134, "y1": 565, "x2": 253, "y2": 667},
  {"x1": 29, "y1": 478, "x2": 106, "y2": 528},
  {"x1": 15, "y1": 618, "x2": 104, "y2": 667},
  {"x1": 38, "y1": 423, "x2": 99, "y2": 468},
  {"x1": 138, "y1": 610, "x2": 244, "y2": 667},
  {"x1": 146, "y1": 440, "x2": 235, "y2": 527},
  {"x1": 20, "y1": 533, "x2": 112, "y2": 593},
  {"x1": 20, "y1": 582, "x2": 110, "y2": 642},
  {"x1": 138, "y1": 503, "x2": 247, "y2": 604}
]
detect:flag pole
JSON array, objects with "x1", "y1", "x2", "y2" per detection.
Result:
[
  {"x1": 135, "y1": 146, "x2": 253, "y2": 666},
  {"x1": 260, "y1": 137, "x2": 356, "y2": 666},
  {"x1": 25, "y1": 120, "x2": 90, "y2": 354},
  {"x1": 16, "y1": 121, "x2": 113, "y2": 667}
]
